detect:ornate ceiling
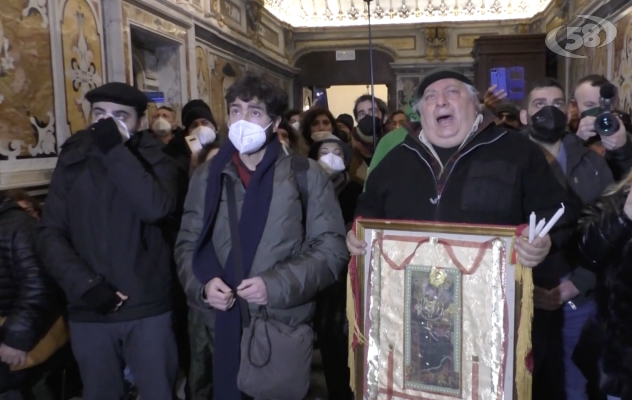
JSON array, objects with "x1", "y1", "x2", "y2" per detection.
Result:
[{"x1": 264, "y1": 0, "x2": 553, "y2": 27}]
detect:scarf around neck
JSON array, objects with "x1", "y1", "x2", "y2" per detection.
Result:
[{"x1": 192, "y1": 136, "x2": 280, "y2": 400}]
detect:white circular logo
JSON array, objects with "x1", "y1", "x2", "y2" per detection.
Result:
[{"x1": 545, "y1": 15, "x2": 617, "y2": 58}]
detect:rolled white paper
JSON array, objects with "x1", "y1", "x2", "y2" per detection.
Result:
[
  {"x1": 529, "y1": 212, "x2": 536, "y2": 243},
  {"x1": 534, "y1": 218, "x2": 546, "y2": 237},
  {"x1": 539, "y1": 204, "x2": 565, "y2": 238}
]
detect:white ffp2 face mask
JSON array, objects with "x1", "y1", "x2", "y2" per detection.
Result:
[
  {"x1": 191, "y1": 125, "x2": 217, "y2": 145},
  {"x1": 152, "y1": 118, "x2": 172, "y2": 137},
  {"x1": 229, "y1": 120, "x2": 271, "y2": 154},
  {"x1": 318, "y1": 153, "x2": 346, "y2": 174},
  {"x1": 311, "y1": 131, "x2": 332, "y2": 142},
  {"x1": 291, "y1": 121, "x2": 300, "y2": 131}
]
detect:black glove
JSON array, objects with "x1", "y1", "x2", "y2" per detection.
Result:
[
  {"x1": 82, "y1": 282, "x2": 122, "y2": 315},
  {"x1": 91, "y1": 118, "x2": 123, "y2": 154},
  {"x1": 357, "y1": 115, "x2": 384, "y2": 139}
]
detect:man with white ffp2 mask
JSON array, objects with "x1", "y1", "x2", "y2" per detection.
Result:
[
  {"x1": 151, "y1": 106, "x2": 179, "y2": 144},
  {"x1": 36, "y1": 82, "x2": 183, "y2": 400},
  {"x1": 175, "y1": 73, "x2": 348, "y2": 399}
]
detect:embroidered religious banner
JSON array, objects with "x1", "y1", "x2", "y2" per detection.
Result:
[{"x1": 346, "y1": 220, "x2": 533, "y2": 400}]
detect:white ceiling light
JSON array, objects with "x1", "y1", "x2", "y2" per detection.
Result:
[{"x1": 265, "y1": 0, "x2": 553, "y2": 27}]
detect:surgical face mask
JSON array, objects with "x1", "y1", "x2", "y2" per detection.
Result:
[
  {"x1": 311, "y1": 131, "x2": 332, "y2": 142},
  {"x1": 229, "y1": 119, "x2": 271, "y2": 154},
  {"x1": 291, "y1": 121, "x2": 300, "y2": 131},
  {"x1": 318, "y1": 153, "x2": 346, "y2": 174},
  {"x1": 152, "y1": 118, "x2": 172, "y2": 137},
  {"x1": 530, "y1": 106, "x2": 568, "y2": 144},
  {"x1": 191, "y1": 125, "x2": 216, "y2": 145},
  {"x1": 93, "y1": 113, "x2": 130, "y2": 140}
]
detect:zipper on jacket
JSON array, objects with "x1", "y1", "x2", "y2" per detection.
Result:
[{"x1": 402, "y1": 130, "x2": 507, "y2": 220}]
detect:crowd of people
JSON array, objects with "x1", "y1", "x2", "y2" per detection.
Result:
[{"x1": 2, "y1": 68, "x2": 632, "y2": 400}]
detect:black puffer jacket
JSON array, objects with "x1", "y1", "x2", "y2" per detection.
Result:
[
  {"x1": 575, "y1": 190, "x2": 632, "y2": 398},
  {"x1": 0, "y1": 195, "x2": 58, "y2": 352}
]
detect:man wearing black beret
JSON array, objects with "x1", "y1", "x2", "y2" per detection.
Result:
[
  {"x1": 348, "y1": 68, "x2": 578, "y2": 278},
  {"x1": 36, "y1": 82, "x2": 182, "y2": 400}
]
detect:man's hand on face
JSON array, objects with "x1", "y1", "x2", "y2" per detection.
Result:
[
  {"x1": 204, "y1": 278, "x2": 235, "y2": 311},
  {"x1": 347, "y1": 231, "x2": 366, "y2": 256},
  {"x1": 600, "y1": 116, "x2": 627, "y2": 150},
  {"x1": 237, "y1": 277, "x2": 268, "y2": 305},
  {"x1": 0, "y1": 344, "x2": 27, "y2": 369},
  {"x1": 515, "y1": 228, "x2": 552, "y2": 268}
]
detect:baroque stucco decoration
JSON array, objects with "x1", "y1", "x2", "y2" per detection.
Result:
[
  {"x1": 425, "y1": 27, "x2": 448, "y2": 61},
  {"x1": 246, "y1": 0, "x2": 265, "y2": 47}
]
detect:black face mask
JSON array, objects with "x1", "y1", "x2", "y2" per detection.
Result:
[
  {"x1": 356, "y1": 116, "x2": 384, "y2": 141},
  {"x1": 530, "y1": 106, "x2": 568, "y2": 143}
]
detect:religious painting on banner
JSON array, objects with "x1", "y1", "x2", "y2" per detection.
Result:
[{"x1": 346, "y1": 220, "x2": 534, "y2": 400}]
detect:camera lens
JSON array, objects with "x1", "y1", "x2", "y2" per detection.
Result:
[{"x1": 595, "y1": 113, "x2": 620, "y2": 136}]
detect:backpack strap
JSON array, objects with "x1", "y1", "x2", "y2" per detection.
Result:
[{"x1": 291, "y1": 155, "x2": 310, "y2": 224}]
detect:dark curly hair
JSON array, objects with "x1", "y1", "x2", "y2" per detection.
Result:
[
  {"x1": 225, "y1": 72, "x2": 288, "y2": 121},
  {"x1": 300, "y1": 107, "x2": 346, "y2": 145},
  {"x1": 353, "y1": 95, "x2": 388, "y2": 121}
]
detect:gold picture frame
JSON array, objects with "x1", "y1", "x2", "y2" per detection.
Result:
[{"x1": 348, "y1": 219, "x2": 533, "y2": 400}]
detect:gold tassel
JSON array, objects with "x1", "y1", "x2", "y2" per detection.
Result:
[
  {"x1": 347, "y1": 269, "x2": 367, "y2": 393},
  {"x1": 513, "y1": 236, "x2": 534, "y2": 400}
]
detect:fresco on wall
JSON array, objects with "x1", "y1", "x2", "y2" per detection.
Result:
[
  {"x1": 209, "y1": 53, "x2": 244, "y2": 131},
  {"x1": 62, "y1": 0, "x2": 104, "y2": 134},
  {"x1": 613, "y1": 11, "x2": 632, "y2": 115},
  {"x1": 196, "y1": 46, "x2": 212, "y2": 107},
  {"x1": 0, "y1": 1, "x2": 56, "y2": 160}
]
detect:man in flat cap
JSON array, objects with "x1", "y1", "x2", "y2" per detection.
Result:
[
  {"x1": 347, "y1": 69, "x2": 578, "y2": 271},
  {"x1": 36, "y1": 82, "x2": 181, "y2": 400}
]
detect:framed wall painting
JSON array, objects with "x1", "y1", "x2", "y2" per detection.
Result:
[{"x1": 347, "y1": 219, "x2": 533, "y2": 400}]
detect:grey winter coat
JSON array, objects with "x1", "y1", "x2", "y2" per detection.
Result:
[{"x1": 175, "y1": 149, "x2": 349, "y2": 329}]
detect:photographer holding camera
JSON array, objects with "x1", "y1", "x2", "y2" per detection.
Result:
[{"x1": 573, "y1": 75, "x2": 632, "y2": 180}]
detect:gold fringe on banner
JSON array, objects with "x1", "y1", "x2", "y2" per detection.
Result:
[
  {"x1": 347, "y1": 269, "x2": 366, "y2": 393},
  {"x1": 513, "y1": 236, "x2": 534, "y2": 400}
]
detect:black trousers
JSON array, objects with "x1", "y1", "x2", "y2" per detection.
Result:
[
  {"x1": 314, "y1": 278, "x2": 352, "y2": 400},
  {"x1": 69, "y1": 312, "x2": 178, "y2": 400}
]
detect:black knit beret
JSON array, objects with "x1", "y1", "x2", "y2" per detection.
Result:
[
  {"x1": 415, "y1": 69, "x2": 473, "y2": 100},
  {"x1": 85, "y1": 82, "x2": 148, "y2": 115},
  {"x1": 183, "y1": 106, "x2": 217, "y2": 132}
]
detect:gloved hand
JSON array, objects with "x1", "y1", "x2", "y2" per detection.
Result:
[
  {"x1": 91, "y1": 117, "x2": 125, "y2": 154},
  {"x1": 82, "y1": 282, "x2": 124, "y2": 315}
]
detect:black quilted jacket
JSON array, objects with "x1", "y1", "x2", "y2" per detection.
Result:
[
  {"x1": 0, "y1": 195, "x2": 58, "y2": 352},
  {"x1": 575, "y1": 190, "x2": 632, "y2": 398}
]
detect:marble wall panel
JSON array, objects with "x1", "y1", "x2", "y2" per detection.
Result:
[
  {"x1": 122, "y1": 1, "x2": 188, "y2": 85},
  {"x1": 0, "y1": 0, "x2": 56, "y2": 159},
  {"x1": 156, "y1": 46, "x2": 183, "y2": 116},
  {"x1": 61, "y1": 0, "x2": 104, "y2": 134}
]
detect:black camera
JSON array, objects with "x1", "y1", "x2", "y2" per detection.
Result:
[{"x1": 594, "y1": 83, "x2": 620, "y2": 136}]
